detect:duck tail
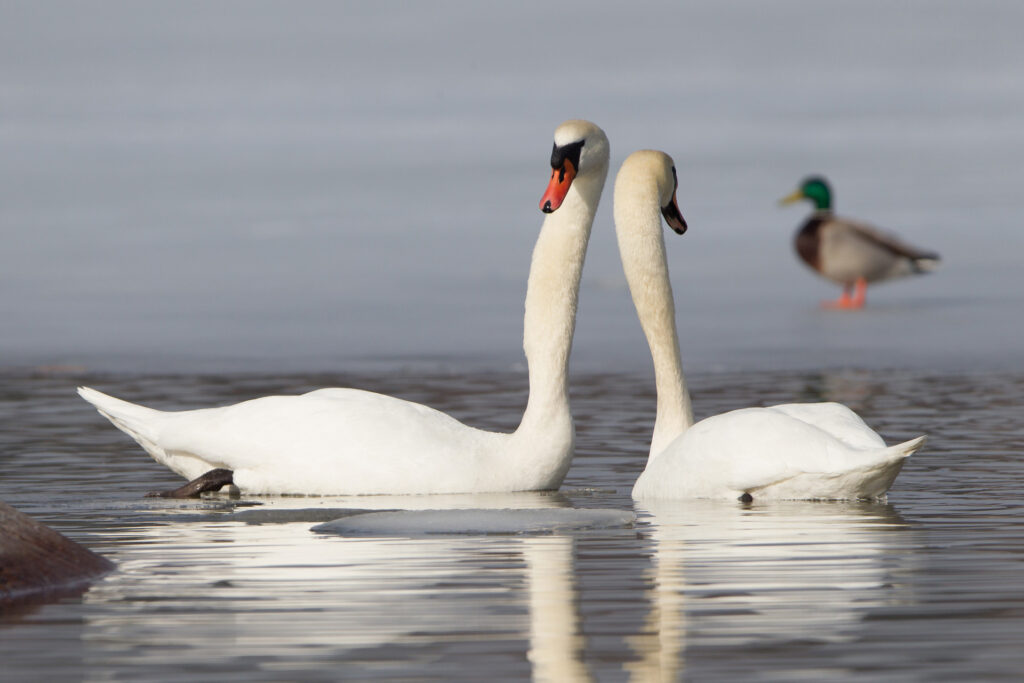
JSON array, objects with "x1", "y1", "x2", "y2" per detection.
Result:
[{"x1": 912, "y1": 254, "x2": 940, "y2": 273}]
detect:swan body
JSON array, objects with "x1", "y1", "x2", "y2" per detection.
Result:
[
  {"x1": 79, "y1": 119, "x2": 610, "y2": 496},
  {"x1": 781, "y1": 175, "x2": 940, "y2": 309},
  {"x1": 79, "y1": 387, "x2": 537, "y2": 495},
  {"x1": 615, "y1": 151, "x2": 925, "y2": 501},
  {"x1": 632, "y1": 404, "x2": 924, "y2": 500}
]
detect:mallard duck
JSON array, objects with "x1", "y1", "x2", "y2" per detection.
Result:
[{"x1": 780, "y1": 176, "x2": 939, "y2": 309}]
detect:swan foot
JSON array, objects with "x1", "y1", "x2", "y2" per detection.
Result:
[
  {"x1": 738, "y1": 492, "x2": 754, "y2": 504},
  {"x1": 146, "y1": 468, "x2": 235, "y2": 499},
  {"x1": 822, "y1": 277, "x2": 867, "y2": 310}
]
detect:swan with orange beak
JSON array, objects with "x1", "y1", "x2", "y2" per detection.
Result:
[
  {"x1": 540, "y1": 139, "x2": 583, "y2": 213},
  {"x1": 77, "y1": 119, "x2": 611, "y2": 497}
]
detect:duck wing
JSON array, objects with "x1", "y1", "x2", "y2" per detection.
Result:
[{"x1": 839, "y1": 218, "x2": 939, "y2": 263}]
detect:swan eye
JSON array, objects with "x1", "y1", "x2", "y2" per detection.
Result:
[{"x1": 671, "y1": 165, "x2": 679, "y2": 192}]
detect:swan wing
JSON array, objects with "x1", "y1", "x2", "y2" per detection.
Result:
[
  {"x1": 156, "y1": 389, "x2": 504, "y2": 494},
  {"x1": 766, "y1": 402, "x2": 885, "y2": 450},
  {"x1": 689, "y1": 408, "x2": 860, "y2": 488}
]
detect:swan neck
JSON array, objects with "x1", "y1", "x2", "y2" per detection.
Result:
[
  {"x1": 614, "y1": 178, "x2": 694, "y2": 460},
  {"x1": 518, "y1": 163, "x2": 605, "y2": 435}
]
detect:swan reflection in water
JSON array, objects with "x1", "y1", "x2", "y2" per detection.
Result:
[
  {"x1": 79, "y1": 492, "x2": 600, "y2": 680},
  {"x1": 626, "y1": 500, "x2": 916, "y2": 681},
  {"x1": 77, "y1": 493, "x2": 914, "y2": 680}
]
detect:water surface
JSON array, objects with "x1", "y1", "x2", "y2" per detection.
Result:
[{"x1": 2, "y1": 368, "x2": 1022, "y2": 680}]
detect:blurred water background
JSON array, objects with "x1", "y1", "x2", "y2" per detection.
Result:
[
  {"x1": 2, "y1": 1, "x2": 1024, "y2": 680},
  {"x1": 2, "y1": 0, "x2": 1022, "y2": 373}
]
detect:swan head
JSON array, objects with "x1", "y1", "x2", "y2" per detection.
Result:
[
  {"x1": 615, "y1": 149, "x2": 688, "y2": 234},
  {"x1": 539, "y1": 119, "x2": 610, "y2": 213},
  {"x1": 780, "y1": 175, "x2": 833, "y2": 211}
]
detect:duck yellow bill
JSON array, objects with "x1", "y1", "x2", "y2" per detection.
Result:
[
  {"x1": 779, "y1": 189, "x2": 804, "y2": 205},
  {"x1": 539, "y1": 159, "x2": 577, "y2": 213}
]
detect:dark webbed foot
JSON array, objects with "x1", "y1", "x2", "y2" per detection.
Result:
[
  {"x1": 738, "y1": 492, "x2": 754, "y2": 504},
  {"x1": 147, "y1": 469, "x2": 235, "y2": 498}
]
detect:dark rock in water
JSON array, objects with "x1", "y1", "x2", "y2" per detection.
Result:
[{"x1": 0, "y1": 500, "x2": 115, "y2": 607}]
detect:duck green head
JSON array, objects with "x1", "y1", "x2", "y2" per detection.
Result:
[{"x1": 780, "y1": 175, "x2": 832, "y2": 211}]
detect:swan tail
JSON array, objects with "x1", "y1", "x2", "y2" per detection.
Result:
[
  {"x1": 746, "y1": 435, "x2": 926, "y2": 501},
  {"x1": 79, "y1": 387, "x2": 221, "y2": 481},
  {"x1": 847, "y1": 435, "x2": 925, "y2": 499},
  {"x1": 886, "y1": 435, "x2": 927, "y2": 460},
  {"x1": 78, "y1": 386, "x2": 165, "y2": 453}
]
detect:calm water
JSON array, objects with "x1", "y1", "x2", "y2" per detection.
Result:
[{"x1": 2, "y1": 367, "x2": 1023, "y2": 681}]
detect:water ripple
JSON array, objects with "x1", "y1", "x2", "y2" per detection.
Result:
[{"x1": 1, "y1": 368, "x2": 1023, "y2": 680}]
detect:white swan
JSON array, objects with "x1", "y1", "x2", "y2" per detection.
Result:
[
  {"x1": 613, "y1": 150, "x2": 925, "y2": 501},
  {"x1": 78, "y1": 119, "x2": 610, "y2": 496}
]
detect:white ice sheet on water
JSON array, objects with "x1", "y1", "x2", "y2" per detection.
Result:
[{"x1": 311, "y1": 508, "x2": 635, "y2": 536}]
